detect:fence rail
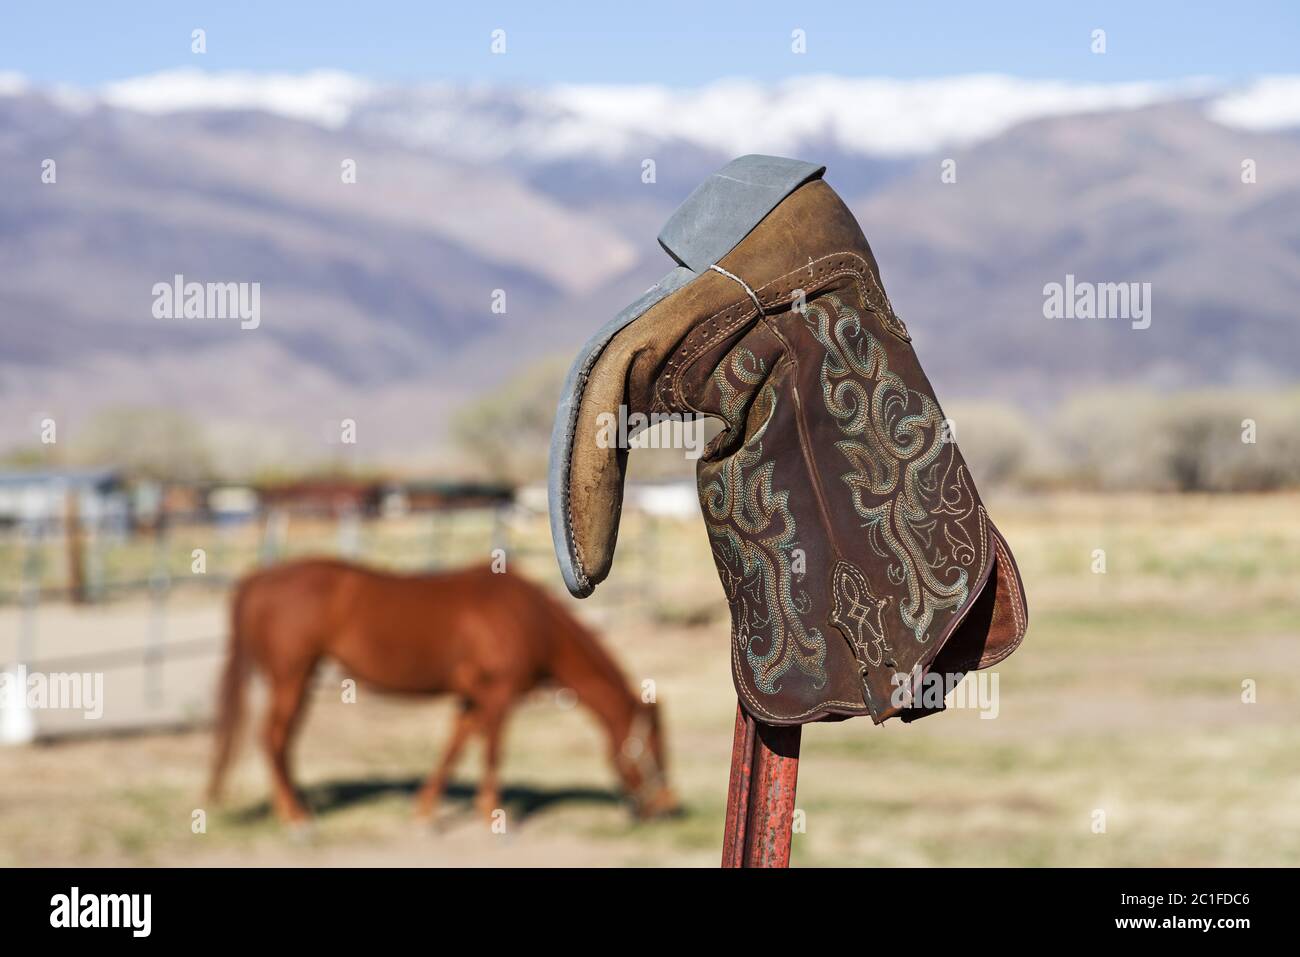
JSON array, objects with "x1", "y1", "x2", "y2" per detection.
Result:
[{"x1": 1, "y1": 503, "x2": 698, "y2": 742}]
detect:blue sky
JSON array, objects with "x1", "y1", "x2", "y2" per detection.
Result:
[{"x1": 2, "y1": 1, "x2": 1296, "y2": 86}]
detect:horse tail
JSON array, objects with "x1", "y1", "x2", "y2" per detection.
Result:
[{"x1": 208, "y1": 575, "x2": 255, "y2": 802}]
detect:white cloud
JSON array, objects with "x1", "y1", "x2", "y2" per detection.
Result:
[
  {"x1": 100, "y1": 68, "x2": 373, "y2": 128},
  {"x1": 555, "y1": 74, "x2": 1220, "y2": 157},
  {"x1": 1206, "y1": 75, "x2": 1300, "y2": 131},
  {"x1": 0, "y1": 72, "x2": 28, "y2": 96},
  {"x1": 11, "y1": 69, "x2": 1298, "y2": 159}
]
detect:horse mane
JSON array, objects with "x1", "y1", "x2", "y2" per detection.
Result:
[{"x1": 536, "y1": 584, "x2": 631, "y2": 687}]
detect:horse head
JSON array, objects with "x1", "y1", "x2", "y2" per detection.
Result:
[{"x1": 616, "y1": 700, "x2": 680, "y2": 819}]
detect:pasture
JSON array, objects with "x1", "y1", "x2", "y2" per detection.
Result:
[{"x1": 1, "y1": 493, "x2": 1297, "y2": 866}]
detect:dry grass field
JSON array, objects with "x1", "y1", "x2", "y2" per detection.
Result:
[{"x1": 1, "y1": 492, "x2": 1297, "y2": 867}]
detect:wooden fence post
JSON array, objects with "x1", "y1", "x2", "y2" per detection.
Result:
[{"x1": 64, "y1": 489, "x2": 88, "y2": 604}]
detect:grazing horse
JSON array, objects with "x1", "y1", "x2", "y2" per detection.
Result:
[{"x1": 207, "y1": 558, "x2": 679, "y2": 825}]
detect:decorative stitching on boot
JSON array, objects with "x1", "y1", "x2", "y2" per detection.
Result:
[{"x1": 667, "y1": 251, "x2": 914, "y2": 410}]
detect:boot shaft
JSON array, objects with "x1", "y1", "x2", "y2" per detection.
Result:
[{"x1": 551, "y1": 155, "x2": 1028, "y2": 725}]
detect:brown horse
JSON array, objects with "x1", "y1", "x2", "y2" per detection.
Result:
[{"x1": 207, "y1": 558, "x2": 679, "y2": 825}]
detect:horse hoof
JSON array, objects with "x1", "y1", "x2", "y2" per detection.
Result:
[
  {"x1": 412, "y1": 807, "x2": 438, "y2": 828},
  {"x1": 634, "y1": 787, "x2": 684, "y2": 820},
  {"x1": 285, "y1": 818, "x2": 317, "y2": 843}
]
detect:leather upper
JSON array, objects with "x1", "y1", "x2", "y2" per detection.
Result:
[{"x1": 554, "y1": 163, "x2": 1028, "y2": 725}]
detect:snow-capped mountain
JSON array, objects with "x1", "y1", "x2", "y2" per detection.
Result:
[
  {"x1": 73, "y1": 69, "x2": 1300, "y2": 162},
  {"x1": 2, "y1": 71, "x2": 1298, "y2": 461}
]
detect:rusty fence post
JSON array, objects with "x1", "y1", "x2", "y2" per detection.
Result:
[{"x1": 721, "y1": 700, "x2": 802, "y2": 868}]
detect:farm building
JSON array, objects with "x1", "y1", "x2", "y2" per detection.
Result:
[{"x1": 0, "y1": 468, "x2": 130, "y2": 532}]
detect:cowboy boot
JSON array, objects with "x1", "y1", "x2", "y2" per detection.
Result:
[{"x1": 549, "y1": 155, "x2": 1027, "y2": 725}]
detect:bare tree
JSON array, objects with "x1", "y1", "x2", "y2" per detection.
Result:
[{"x1": 73, "y1": 406, "x2": 214, "y2": 481}]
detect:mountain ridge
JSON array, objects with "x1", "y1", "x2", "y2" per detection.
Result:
[{"x1": 2, "y1": 75, "x2": 1297, "y2": 462}]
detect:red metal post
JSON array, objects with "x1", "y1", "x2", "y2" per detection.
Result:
[{"x1": 721, "y1": 700, "x2": 802, "y2": 867}]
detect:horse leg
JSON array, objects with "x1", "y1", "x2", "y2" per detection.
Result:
[
  {"x1": 474, "y1": 697, "x2": 511, "y2": 824},
  {"x1": 262, "y1": 664, "x2": 315, "y2": 825},
  {"x1": 414, "y1": 700, "x2": 477, "y2": 820}
]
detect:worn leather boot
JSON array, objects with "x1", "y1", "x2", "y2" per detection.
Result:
[{"x1": 550, "y1": 155, "x2": 1028, "y2": 725}]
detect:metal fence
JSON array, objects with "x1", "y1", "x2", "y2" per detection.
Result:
[{"x1": 0, "y1": 503, "x2": 677, "y2": 742}]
